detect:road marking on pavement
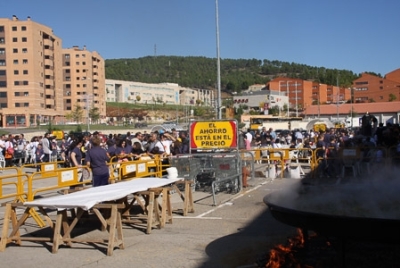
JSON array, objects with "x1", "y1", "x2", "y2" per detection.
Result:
[{"x1": 195, "y1": 180, "x2": 272, "y2": 218}]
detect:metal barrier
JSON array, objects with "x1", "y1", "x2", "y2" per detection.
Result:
[
  {"x1": 0, "y1": 172, "x2": 28, "y2": 203},
  {"x1": 109, "y1": 155, "x2": 164, "y2": 182},
  {"x1": 169, "y1": 152, "x2": 242, "y2": 205},
  {"x1": 26, "y1": 166, "x2": 92, "y2": 202}
]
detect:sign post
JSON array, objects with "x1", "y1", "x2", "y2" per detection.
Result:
[{"x1": 189, "y1": 120, "x2": 238, "y2": 152}]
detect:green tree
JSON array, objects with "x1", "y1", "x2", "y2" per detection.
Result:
[
  {"x1": 89, "y1": 106, "x2": 101, "y2": 124},
  {"x1": 65, "y1": 104, "x2": 84, "y2": 123},
  {"x1": 388, "y1": 93, "x2": 397, "y2": 102}
]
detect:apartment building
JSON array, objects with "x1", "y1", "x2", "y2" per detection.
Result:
[
  {"x1": 0, "y1": 15, "x2": 63, "y2": 127},
  {"x1": 232, "y1": 89, "x2": 289, "y2": 115},
  {"x1": 105, "y1": 79, "x2": 214, "y2": 106},
  {"x1": 268, "y1": 78, "x2": 350, "y2": 113},
  {"x1": 62, "y1": 46, "x2": 106, "y2": 123},
  {"x1": 352, "y1": 70, "x2": 400, "y2": 103}
]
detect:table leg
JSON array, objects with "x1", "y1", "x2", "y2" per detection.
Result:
[
  {"x1": 0, "y1": 204, "x2": 12, "y2": 251},
  {"x1": 146, "y1": 191, "x2": 155, "y2": 234},
  {"x1": 52, "y1": 211, "x2": 63, "y2": 254},
  {"x1": 107, "y1": 205, "x2": 117, "y2": 256}
]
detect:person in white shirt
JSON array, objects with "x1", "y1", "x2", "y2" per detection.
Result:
[
  {"x1": 160, "y1": 133, "x2": 174, "y2": 156},
  {"x1": 0, "y1": 134, "x2": 6, "y2": 157},
  {"x1": 245, "y1": 131, "x2": 253, "y2": 144}
]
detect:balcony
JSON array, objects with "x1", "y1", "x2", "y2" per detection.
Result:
[
  {"x1": 44, "y1": 58, "x2": 53, "y2": 66},
  {"x1": 45, "y1": 98, "x2": 54, "y2": 106},
  {"x1": 44, "y1": 78, "x2": 53, "y2": 86},
  {"x1": 44, "y1": 69, "x2": 53, "y2": 76},
  {"x1": 45, "y1": 91, "x2": 55, "y2": 98},
  {"x1": 43, "y1": 38, "x2": 52, "y2": 46}
]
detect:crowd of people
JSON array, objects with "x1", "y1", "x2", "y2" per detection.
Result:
[
  {"x1": 1, "y1": 120, "x2": 399, "y2": 184},
  {"x1": 243, "y1": 122, "x2": 400, "y2": 178},
  {"x1": 0, "y1": 128, "x2": 190, "y2": 186}
]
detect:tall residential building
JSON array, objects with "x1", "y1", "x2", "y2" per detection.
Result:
[
  {"x1": 0, "y1": 15, "x2": 63, "y2": 127},
  {"x1": 352, "y1": 71, "x2": 400, "y2": 103},
  {"x1": 62, "y1": 46, "x2": 106, "y2": 123}
]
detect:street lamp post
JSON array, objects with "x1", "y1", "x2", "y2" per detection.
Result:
[
  {"x1": 295, "y1": 80, "x2": 298, "y2": 117},
  {"x1": 86, "y1": 94, "x2": 92, "y2": 132},
  {"x1": 215, "y1": 0, "x2": 222, "y2": 119},
  {"x1": 286, "y1": 81, "x2": 292, "y2": 116}
]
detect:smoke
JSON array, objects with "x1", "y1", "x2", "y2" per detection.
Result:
[{"x1": 266, "y1": 167, "x2": 400, "y2": 220}]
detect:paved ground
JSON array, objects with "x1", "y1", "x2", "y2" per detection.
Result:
[{"x1": 0, "y1": 164, "x2": 307, "y2": 268}]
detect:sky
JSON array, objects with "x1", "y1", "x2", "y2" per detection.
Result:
[{"x1": 2, "y1": 0, "x2": 400, "y2": 75}]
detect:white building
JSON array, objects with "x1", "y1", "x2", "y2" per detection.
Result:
[{"x1": 105, "y1": 79, "x2": 214, "y2": 106}]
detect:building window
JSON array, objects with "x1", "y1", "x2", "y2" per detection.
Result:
[
  {"x1": 23, "y1": 81, "x2": 28, "y2": 85},
  {"x1": 12, "y1": 48, "x2": 18, "y2": 53},
  {"x1": 14, "y1": 81, "x2": 20, "y2": 86},
  {"x1": 13, "y1": 59, "x2": 18, "y2": 64},
  {"x1": 65, "y1": 69, "x2": 70, "y2": 73},
  {"x1": 14, "y1": 70, "x2": 19, "y2": 75},
  {"x1": 0, "y1": 26, "x2": 4, "y2": 32},
  {"x1": 0, "y1": 37, "x2": 5, "y2": 44},
  {"x1": 12, "y1": 26, "x2": 17, "y2": 31},
  {"x1": 12, "y1": 37, "x2": 17, "y2": 42},
  {"x1": 380, "y1": 86, "x2": 383, "y2": 90},
  {"x1": 22, "y1": 37, "x2": 27, "y2": 42},
  {"x1": 22, "y1": 48, "x2": 27, "y2": 53},
  {"x1": 21, "y1": 26, "x2": 26, "y2": 31},
  {"x1": 76, "y1": 62, "x2": 80, "y2": 65},
  {"x1": 65, "y1": 54, "x2": 70, "y2": 59},
  {"x1": 0, "y1": 60, "x2": 5, "y2": 66},
  {"x1": 0, "y1": 48, "x2": 5, "y2": 54},
  {"x1": 24, "y1": 92, "x2": 28, "y2": 96},
  {"x1": 0, "y1": 70, "x2": 5, "y2": 76},
  {"x1": 23, "y1": 59, "x2": 28, "y2": 64},
  {"x1": 24, "y1": 103, "x2": 29, "y2": 107},
  {"x1": 23, "y1": 70, "x2": 28, "y2": 75},
  {"x1": 75, "y1": 54, "x2": 79, "y2": 58},
  {"x1": 82, "y1": 62, "x2": 86, "y2": 65}
]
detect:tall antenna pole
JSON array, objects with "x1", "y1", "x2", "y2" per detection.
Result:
[{"x1": 215, "y1": 0, "x2": 222, "y2": 119}]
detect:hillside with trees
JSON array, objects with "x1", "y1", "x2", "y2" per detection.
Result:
[{"x1": 105, "y1": 56, "x2": 370, "y2": 93}]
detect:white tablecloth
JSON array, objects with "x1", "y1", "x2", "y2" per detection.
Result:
[{"x1": 24, "y1": 177, "x2": 182, "y2": 210}]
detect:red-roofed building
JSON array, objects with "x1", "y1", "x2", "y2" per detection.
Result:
[{"x1": 304, "y1": 102, "x2": 400, "y2": 125}]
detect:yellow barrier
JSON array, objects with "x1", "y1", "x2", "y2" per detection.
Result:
[
  {"x1": 26, "y1": 166, "x2": 92, "y2": 202},
  {"x1": 0, "y1": 172, "x2": 28, "y2": 203},
  {"x1": 112, "y1": 155, "x2": 165, "y2": 182}
]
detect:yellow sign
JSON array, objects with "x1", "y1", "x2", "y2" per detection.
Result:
[
  {"x1": 51, "y1": 130, "x2": 64, "y2": 140},
  {"x1": 190, "y1": 120, "x2": 237, "y2": 149}
]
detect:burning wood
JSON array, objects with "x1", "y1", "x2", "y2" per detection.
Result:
[{"x1": 265, "y1": 229, "x2": 309, "y2": 268}]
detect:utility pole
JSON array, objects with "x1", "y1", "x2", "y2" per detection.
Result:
[
  {"x1": 295, "y1": 80, "x2": 298, "y2": 117},
  {"x1": 286, "y1": 81, "x2": 290, "y2": 116},
  {"x1": 336, "y1": 76, "x2": 339, "y2": 122},
  {"x1": 215, "y1": 0, "x2": 222, "y2": 119}
]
